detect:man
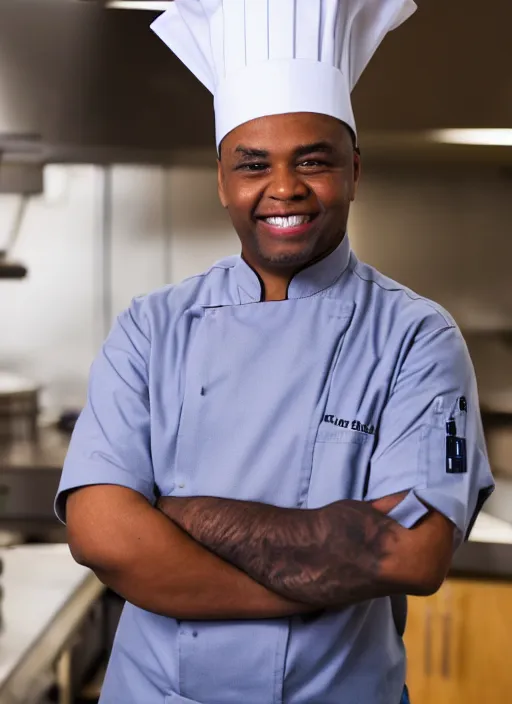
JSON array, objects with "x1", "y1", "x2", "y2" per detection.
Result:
[{"x1": 56, "y1": 1, "x2": 494, "y2": 703}]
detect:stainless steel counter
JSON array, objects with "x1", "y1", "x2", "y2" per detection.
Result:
[
  {"x1": 0, "y1": 544, "x2": 104, "y2": 704},
  {"x1": 0, "y1": 427, "x2": 69, "y2": 473},
  {"x1": 452, "y1": 510, "x2": 512, "y2": 578},
  {"x1": 451, "y1": 476, "x2": 512, "y2": 578},
  {"x1": 0, "y1": 427, "x2": 69, "y2": 536}
]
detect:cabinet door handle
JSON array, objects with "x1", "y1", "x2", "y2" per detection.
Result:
[
  {"x1": 441, "y1": 611, "x2": 451, "y2": 679},
  {"x1": 424, "y1": 605, "x2": 432, "y2": 676}
]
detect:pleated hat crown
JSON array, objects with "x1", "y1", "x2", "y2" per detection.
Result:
[{"x1": 151, "y1": 0, "x2": 417, "y2": 148}]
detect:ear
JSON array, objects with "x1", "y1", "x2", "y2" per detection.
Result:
[
  {"x1": 350, "y1": 150, "x2": 361, "y2": 201},
  {"x1": 217, "y1": 158, "x2": 228, "y2": 209}
]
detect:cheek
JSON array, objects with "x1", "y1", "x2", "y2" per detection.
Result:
[
  {"x1": 310, "y1": 181, "x2": 351, "y2": 212},
  {"x1": 226, "y1": 201, "x2": 254, "y2": 234},
  {"x1": 226, "y1": 183, "x2": 261, "y2": 220}
]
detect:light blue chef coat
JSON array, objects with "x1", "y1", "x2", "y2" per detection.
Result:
[{"x1": 56, "y1": 235, "x2": 494, "y2": 704}]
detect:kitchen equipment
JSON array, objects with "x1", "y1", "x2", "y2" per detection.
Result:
[
  {"x1": 0, "y1": 372, "x2": 39, "y2": 443},
  {"x1": 0, "y1": 187, "x2": 29, "y2": 279},
  {"x1": 0, "y1": 545, "x2": 106, "y2": 704},
  {"x1": 0, "y1": 423, "x2": 69, "y2": 540},
  {"x1": 0, "y1": 133, "x2": 44, "y2": 279},
  {"x1": 0, "y1": 257, "x2": 27, "y2": 279},
  {"x1": 0, "y1": 194, "x2": 29, "y2": 279}
]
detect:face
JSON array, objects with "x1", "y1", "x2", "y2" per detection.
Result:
[{"x1": 217, "y1": 112, "x2": 360, "y2": 276}]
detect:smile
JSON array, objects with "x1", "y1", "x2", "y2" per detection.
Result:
[
  {"x1": 257, "y1": 213, "x2": 319, "y2": 237},
  {"x1": 262, "y1": 215, "x2": 312, "y2": 228}
]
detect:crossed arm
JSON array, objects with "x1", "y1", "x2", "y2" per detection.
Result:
[
  {"x1": 157, "y1": 493, "x2": 454, "y2": 608},
  {"x1": 67, "y1": 485, "x2": 316, "y2": 621},
  {"x1": 66, "y1": 484, "x2": 453, "y2": 620}
]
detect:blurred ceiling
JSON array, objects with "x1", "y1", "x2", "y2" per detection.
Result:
[{"x1": 0, "y1": 0, "x2": 510, "y2": 163}]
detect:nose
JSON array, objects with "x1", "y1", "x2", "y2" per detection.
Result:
[{"x1": 267, "y1": 165, "x2": 309, "y2": 202}]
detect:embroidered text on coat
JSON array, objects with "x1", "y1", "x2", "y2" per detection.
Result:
[{"x1": 323, "y1": 415, "x2": 375, "y2": 435}]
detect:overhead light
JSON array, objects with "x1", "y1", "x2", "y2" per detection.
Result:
[
  {"x1": 430, "y1": 129, "x2": 512, "y2": 147},
  {"x1": 106, "y1": 1, "x2": 171, "y2": 9}
]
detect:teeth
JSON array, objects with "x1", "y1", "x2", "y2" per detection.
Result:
[{"x1": 264, "y1": 215, "x2": 311, "y2": 228}]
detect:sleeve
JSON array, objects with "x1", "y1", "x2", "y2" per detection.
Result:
[
  {"x1": 365, "y1": 321, "x2": 495, "y2": 545},
  {"x1": 54, "y1": 297, "x2": 155, "y2": 523}
]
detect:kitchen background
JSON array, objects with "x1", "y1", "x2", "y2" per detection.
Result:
[
  {"x1": 1, "y1": 1, "x2": 512, "y2": 703},
  {"x1": 3, "y1": 164, "x2": 512, "y2": 415}
]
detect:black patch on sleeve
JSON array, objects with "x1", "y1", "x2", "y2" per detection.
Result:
[{"x1": 446, "y1": 435, "x2": 467, "y2": 474}]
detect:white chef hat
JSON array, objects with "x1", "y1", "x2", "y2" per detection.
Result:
[{"x1": 151, "y1": 0, "x2": 417, "y2": 149}]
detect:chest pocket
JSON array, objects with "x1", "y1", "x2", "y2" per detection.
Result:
[{"x1": 306, "y1": 426, "x2": 374, "y2": 508}]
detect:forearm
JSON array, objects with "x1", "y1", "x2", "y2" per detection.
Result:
[
  {"x1": 66, "y1": 486, "x2": 312, "y2": 620},
  {"x1": 158, "y1": 495, "x2": 423, "y2": 608}
]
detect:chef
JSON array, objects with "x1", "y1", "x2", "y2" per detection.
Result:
[{"x1": 55, "y1": 1, "x2": 495, "y2": 703}]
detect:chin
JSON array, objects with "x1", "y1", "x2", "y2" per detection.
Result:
[
  {"x1": 262, "y1": 251, "x2": 314, "y2": 268},
  {"x1": 256, "y1": 239, "x2": 319, "y2": 269}
]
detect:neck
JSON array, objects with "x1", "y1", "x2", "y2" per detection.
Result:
[
  {"x1": 261, "y1": 271, "x2": 290, "y2": 301},
  {"x1": 240, "y1": 253, "x2": 296, "y2": 301},
  {"x1": 241, "y1": 237, "x2": 345, "y2": 302}
]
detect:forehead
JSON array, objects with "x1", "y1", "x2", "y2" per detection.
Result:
[{"x1": 221, "y1": 113, "x2": 350, "y2": 155}]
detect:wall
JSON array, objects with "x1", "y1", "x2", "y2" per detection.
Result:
[
  {"x1": 351, "y1": 166, "x2": 512, "y2": 330},
  {"x1": 0, "y1": 165, "x2": 238, "y2": 417},
  {"x1": 1, "y1": 166, "x2": 102, "y2": 417},
  {"x1": 350, "y1": 165, "x2": 512, "y2": 411},
  {"x1": 1, "y1": 162, "x2": 511, "y2": 417}
]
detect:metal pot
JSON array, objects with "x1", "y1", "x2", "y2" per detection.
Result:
[{"x1": 0, "y1": 372, "x2": 39, "y2": 442}]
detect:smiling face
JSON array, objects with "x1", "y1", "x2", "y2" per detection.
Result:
[{"x1": 217, "y1": 112, "x2": 360, "y2": 279}]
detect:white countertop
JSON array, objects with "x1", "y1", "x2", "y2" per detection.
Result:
[
  {"x1": 0, "y1": 544, "x2": 103, "y2": 703},
  {"x1": 469, "y1": 510, "x2": 512, "y2": 544}
]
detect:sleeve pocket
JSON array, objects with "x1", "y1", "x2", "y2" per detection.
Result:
[{"x1": 416, "y1": 423, "x2": 468, "y2": 537}]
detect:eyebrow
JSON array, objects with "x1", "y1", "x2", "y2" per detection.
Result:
[
  {"x1": 235, "y1": 146, "x2": 269, "y2": 159},
  {"x1": 294, "y1": 141, "x2": 336, "y2": 157},
  {"x1": 234, "y1": 141, "x2": 336, "y2": 160}
]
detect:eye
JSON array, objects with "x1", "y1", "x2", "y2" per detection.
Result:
[
  {"x1": 236, "y1": 162, "x2": 269, "y2": 172},
  {"x1": 298, "y1": 159, "x2": 329, "y2": 169}
]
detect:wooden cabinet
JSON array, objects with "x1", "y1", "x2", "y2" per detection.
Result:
[{"x1": 404, "y1": 579, "x2": 512, "y2": 704}]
